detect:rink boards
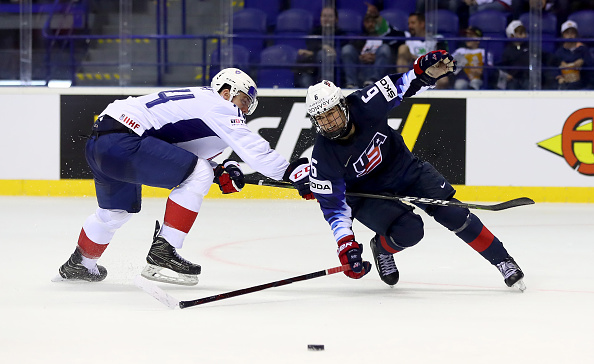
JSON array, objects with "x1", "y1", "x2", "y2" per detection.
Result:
[{"x1": 0, "y1": 87, "x2": 592, "y2": 202}]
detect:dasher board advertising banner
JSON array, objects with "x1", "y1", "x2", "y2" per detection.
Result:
[
  {"x1": 466, "y1": 97, "x2": 594, "y2": 187},
  {"x1": 60, "y1": 95, "x2": 467, "y2": 184}
]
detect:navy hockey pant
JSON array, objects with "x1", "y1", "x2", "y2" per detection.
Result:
[
  {"x1": 349, "y1": 163, "x2": 509, "y2": 265},
  {"x1": 85, "y1": 132, "x2": 198, "y2": 213}
]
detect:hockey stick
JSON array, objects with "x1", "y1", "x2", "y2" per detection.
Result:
[
  {"x1": 246, "y1": 179, "x2": 535, "y2": 211},
  {"x1": 135, "y1": 264, "x2": 351, "y2": 309},
  {"x1": 179, "y1": 264, "x2": 351, "y2": 309}
]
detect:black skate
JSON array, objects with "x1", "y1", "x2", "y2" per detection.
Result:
[
  {"x1": 370, "y1": 236, "x2": 399, "y2": 286},
  {"x1": 55, "y1": 247, "x2": 107, "y2": 282},
  {"x1": 140, "y1": 221, "x2": 201, "y2": 286},
  {"x1": 496, "y1": 256, "x2": 526, "y2": 291}
]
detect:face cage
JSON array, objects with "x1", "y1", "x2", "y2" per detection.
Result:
[{"x1": 310, "y1": 102, "x2": 349, "y2": 140}]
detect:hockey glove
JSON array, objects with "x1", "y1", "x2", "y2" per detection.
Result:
[
  {"x1": 282, "y1": 157, "x2": 315, "y2": 200},
  {"x1": 413, "y1": 50, "x2": 457, "y2": 86},
  {"x1": 337, "y1": 238, "x2": 372, "y2": 279},
  {"x1": 213, "y1": 159, "x2": 245, "y2": 194}
]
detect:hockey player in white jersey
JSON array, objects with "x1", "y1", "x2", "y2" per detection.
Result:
[{"x1": 55, "y1": 68, "x2": 312, "y2": 285}]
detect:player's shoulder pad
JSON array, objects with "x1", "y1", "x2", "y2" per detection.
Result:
[{"x1": 210, "y1": 95, "x2": 247, "y2": 127}]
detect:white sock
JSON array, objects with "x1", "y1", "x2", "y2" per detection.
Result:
[
  {"x1": 160, "y1": 224, "x2": 187, "y2": 249},
  {"x1": 81, "y1": 256, "x2": 100, "y2": 274}
]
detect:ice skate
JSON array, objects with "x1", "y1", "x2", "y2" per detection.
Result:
[
  {"x1": 496, "y1": 256, "x2": 526, "y2": 292},
  {"x1": 141, "y1": 221, "x2": 201, "y2": 286},
  {"x1": 370, "y1": 236, "x2": 399, "y2": 286},
  {"x1": 54, "y1": 247, "x2": 107, "y2": 282}
]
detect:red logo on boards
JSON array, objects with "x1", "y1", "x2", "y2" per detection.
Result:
[{"x1": 538, "y1": 108, "x2": 594, "y2": 175}]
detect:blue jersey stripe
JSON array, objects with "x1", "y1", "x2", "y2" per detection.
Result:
[{"x1": 144, "y1": 118, "x2": 217, "y2": 143}]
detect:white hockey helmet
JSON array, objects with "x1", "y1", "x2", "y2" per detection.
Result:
[
  {"x1": 211, "y1": 68, "x2": 259, "y2": 115},
  {"x1": 306, "y1": 80, "x2": 350, "y2": 139}
]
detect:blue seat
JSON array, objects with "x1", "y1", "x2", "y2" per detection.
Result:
[
  {"x1": 568, "y1": 10, "x2": 594, "y2": 37},
  {"x1": 289, "y1": 0, "x2": 322, "y2": 27},
  {"x1": 274, "y1": 9, "x2": 313, "y2": 49},
  {"x1": 469, "y1": 10, "x2": 508, "y2": 63},
  {"x1": 380, "y1": 8, "x2": 408, "y2": 31},
  {"x1": 338, "y1": 9, "x2": 363, "y2": 35},
  {"x1": 433, "y1": 9, "x2": 459, "y2": 36},
  {"x1": 429, "y1": 9, "x2": 460, "y2": 51},
  {"x1": 336, "y1": 0, "x2": 368, "y2": 13},
  {"x1": 244, "y1": 0, "x2": 282, "y2": 29},
  {"x1": 519, "y1": 12, "x2": 557, "y2": 53},
  {"x1": 209, "y1": 45, "x2": 251, "y2": 81},
  {"x1": 469, "y1": 10, "x2": 508, "y2": 34},
  {"x1": 258, "y1": 45, "x2": 298, "y2": 88},
  {"x1": 233, "y1": 8, "x2": 268, "y2": 62},
  {"x1": 383, "y1": 0, "x2": 417, "y2": 14}
]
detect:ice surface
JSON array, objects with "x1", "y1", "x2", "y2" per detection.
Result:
[{"x1": 1, "y1": 196, "x2": 593, "y2": 363}]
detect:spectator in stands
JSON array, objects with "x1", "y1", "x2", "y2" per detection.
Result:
[
  {"x1": 464, "y1": 0, "x2": 512, "y2": 14},
  {"x1": 496, "y1": 20, "x2": 529, "y2": 89},
  {"x1": 396, "y1": 12, "x2": 449, "y2": 87},
  {"x1": 295, "y1": 6, "x2": 346, "y2": 88},
  {"x1": 452, "y1": 26, "x2": 488, "y2": 89},
  {"x1": 553, "y1": 20, "x2": 593, "y2": 90},
  {"x1": 511, "y1": 0, "x2": 566, "y2": 22},
  {"x1": 341, "y1": 3, "x2": 405, "y2": 88}
]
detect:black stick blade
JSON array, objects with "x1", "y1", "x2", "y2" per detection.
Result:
[{"x1": 483, "y1": 197, "x2": 535, "y2": 211}]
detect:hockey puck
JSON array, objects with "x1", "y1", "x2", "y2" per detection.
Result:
[{"x1": 307, "y1": 344, "x2": 324, "y2": 351}]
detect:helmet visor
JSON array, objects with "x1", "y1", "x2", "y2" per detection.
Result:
[{"x1": 246, "y1": 85, "x2": 258, "y2": 115}]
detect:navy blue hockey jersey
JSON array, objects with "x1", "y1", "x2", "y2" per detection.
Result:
[{"x1": 310, "y1": 70, "x2": 431, "y2": 244}]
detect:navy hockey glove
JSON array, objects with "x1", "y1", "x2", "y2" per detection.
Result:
[
  {"x1": 413, "y1": 50, "x2": 456, "y2": 86},
  {"x1": 213, "y1": 159, "x2": 245, "y2": 194},
  {"x1": 337, "y1": 238, "x2": 372, "y2": 279},
  {"x1": 283, "y1": 157, "x2": 315, "y2": 200}
]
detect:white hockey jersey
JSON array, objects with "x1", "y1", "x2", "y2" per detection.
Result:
[{"x1": 99, "y1": 87, "x2": 288, "y2": 180}]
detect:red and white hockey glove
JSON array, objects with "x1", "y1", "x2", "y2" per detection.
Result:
[
  {"x1": 282, "y1": 157, "x2": 315, "y2": 200},
  {"x1": 413, "y1": 50, "x2": 456, "y2": 86},
  {"x1": 337, "y1": 238, "x2": 372, "y2": 279},
  {"x1": 213, "y1": 159, "x2": 245, "y2": 194}
]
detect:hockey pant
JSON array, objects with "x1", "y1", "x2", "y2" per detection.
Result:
[
  {"x1": 351, "y1": 197, "x2": 509, "y2": 264},
  {"x1": 78, "y1": 156, "x2": 214, "y2": 260}
]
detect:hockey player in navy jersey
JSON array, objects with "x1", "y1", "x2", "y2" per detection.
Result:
[
  {"x1": 306, "y1": 50, "x2": 525, "y2": 290},
  {"x1": 55, "y1": 68, "x2": 312, "y2": 285}
]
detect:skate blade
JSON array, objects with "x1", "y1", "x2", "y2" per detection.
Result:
[
  {"x1": 51, "y1": 274, "x2": 66, "y2": 282},
  {"x1": 513, "y1": 279, "x2": 526, "y2": 292},
  {"x1": 134, "y1": 275, "x2": 180, "y2": 309},
  {"x1": 140, "y1": 264, "x2": 199, "y2": 286}
]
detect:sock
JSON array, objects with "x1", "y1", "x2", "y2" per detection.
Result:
[
  {"x1": 375, "y1": 235, "x2": 403, "y2": 255},
  {"x1": 77, "y1": 228, "x2": 109, "y2": 259},
  {"x1": 455, "y1": 214, "x2": 509, "y2": 264},
  {"x1": 162, "y1": 198, "x2": 199, "y2": 248}
]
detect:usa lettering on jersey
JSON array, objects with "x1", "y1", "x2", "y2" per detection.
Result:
[{"x1": 354, "y1": 132, "x2": 387, "y2": 177}]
